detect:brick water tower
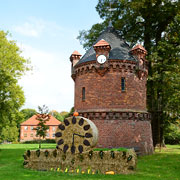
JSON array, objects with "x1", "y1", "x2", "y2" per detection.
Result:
[{"x1": 70, "y1": 25, "x2": 153, "y2": 155}]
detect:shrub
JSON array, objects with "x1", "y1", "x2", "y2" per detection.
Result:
[
  {"x1": 164, "y1": 123, "x2": 180, "y2": 145},
  {"x1": 22, "y1": 139, "x2": 56, "y2": 144}
]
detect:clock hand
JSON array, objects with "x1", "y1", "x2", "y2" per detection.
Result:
[
  {"x1": 73, "y1": 133, "x2": 85, "y2": 138},
  {"x1": 71, "y1": 133, "x2": 84, "y2": 154}
]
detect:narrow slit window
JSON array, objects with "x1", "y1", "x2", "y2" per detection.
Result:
[
  {"x1": 82, "y1": 87, "x2": 85, "y2": 101},
  {"x1": 121, "y1": 77, "x2": 125, "y2": 91}
]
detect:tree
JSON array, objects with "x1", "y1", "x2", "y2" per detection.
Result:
[
  {"x1": 0, "y1": 31, "x2": 30, "y2": 141},
  {"x1": 164, "y1": 121, "x2": 180, "y2": 145},
  {"x1": 149, "y1": 14, "x2": 180, "y2": 146},
  {"x1": 34, "y1": 105, "x2": 50, "y2": 148},
  {"x1": 49, "y1": 109, "x2": 74, "y2": 122},
  {"x1": 1, "y1": 122, "x2": 19, "y2": 142},
  {"x1": 21, "y1": 108, "x2": 37, "y2": 122},
  {"x1": 49, "y1": 110, "x2": 64, "y2": 122},
  {"x1": 77, "y1": 0, "x2": 180, "y2": 147},
  {"x1": 63, "y1": 107, "x2": 75, "y2": 119}
]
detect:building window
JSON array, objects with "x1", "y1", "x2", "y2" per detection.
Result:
[
  {"x1": 52, "y1": 127, "x2": 56, "y2": 132},
  {"x1": 82, "y1": 87, "x2": 85, "y2": 101},
  {"x1": 52, "y1": 133, "x2": 55, "y2": 137},
  {"x1": 31, "y1": 126, "x2": 34, "y2": 130},
  {"x1": 121, "y1": 77, "x2": 125, "y2": 91},
  {"x1": 24, "y1": 126, "x2": 28, "y2": 131},
  {"x1": 46, "y1": 133, "x2": 49, "y2": 138},
  {"x1": 30, "y1": 133, "x2": 33, "y2": 137},
  {"x1": 24, "y1": 133, "x2": 27, "y2": 137}
]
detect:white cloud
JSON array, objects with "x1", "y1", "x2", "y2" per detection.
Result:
[
  {"x1": 13, "y1": 17, "x2": 64, "y2": 38},
  {"x1": 18, "y1": 43, "x2": 74, "y2": 112},
  {"x1": 14, "y1": 17, "x2": 45, "y2": 37}
]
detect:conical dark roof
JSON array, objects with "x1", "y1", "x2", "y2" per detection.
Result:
[{"x1": 76, "y1": 26, "x2": 136, "y2": 66}]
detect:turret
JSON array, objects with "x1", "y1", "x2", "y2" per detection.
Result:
[
  {"x1": 131, "y1": 44, "x2": 148, "y2": 79},
  {"x1": 93, "y1": 39, "x2": 111, "y2": 60},
  {"x1": 131, "y1": 44, "x2": 147, "y2": 69},
  {"x1": 70, "y1": 50, "x2": 81, "y2": 80},
  {"x1": 70, "y1": 50, "x2": 82, "y2": 67}
]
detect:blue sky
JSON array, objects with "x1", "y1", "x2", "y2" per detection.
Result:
[{"x1": 0, "y1": 0, "x2": 101, "y2": 112}]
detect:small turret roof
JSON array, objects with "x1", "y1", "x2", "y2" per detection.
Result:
[
  {"x1": 76, "y1": 26, "x2": 136, "y2": 66},
  {"x1": 94, "y1": 39, "x2": 110, "y2": 47},
  {"x1": 71, "y1": 50, "x2": 81, "y2": 56},
  {"x1": 131, "y1": 44, "x2": 147, "y2": 53}
]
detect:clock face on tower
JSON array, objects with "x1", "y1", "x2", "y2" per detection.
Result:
[
  {"x1": 55, "y1": 116, "x2": 98, "y2": 154},
  {"x1": 97, "y1": 54, "x2": 107, "y2": 64}
]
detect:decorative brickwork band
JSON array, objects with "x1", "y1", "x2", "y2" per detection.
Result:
[
  {"x1": 72, "y1": 60, "x2": 148, "y2": 81},
  {"x1": 78, "y1": 111, "x2": 151, "y2": 121}
]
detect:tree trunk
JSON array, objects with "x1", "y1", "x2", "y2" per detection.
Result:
[{"x1": 39, "y1": 139, "x2": 41, "y2": 149}]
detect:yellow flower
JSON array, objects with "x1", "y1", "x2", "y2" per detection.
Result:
[
  {"x1": 105, "y1": 171, "x2": 115, "y2": 175},
  {"x1": 71, "y1": 170, "x2": 74, "y2": 173},
  {"x1": 92, "y1": 172, "x2": 95, "y2": 174},
  {"x1": 88, "y1": 169, "x2": 91, "y2": 174},
  {"x1": 76, "y1": 169, "x2": 79, "y2": 173},
  {"x1": 57, "y1": 168, "x2": 60, "y2": 172},
  {"x1": 82, "y1": 171, "x2": 85, "y2": 174},
  {"x1": 50, "y1": 168, "x2": 53, "y2": 171},
  {"x1": 65, "y1": 168, "x2": 68, "y2": 173}
]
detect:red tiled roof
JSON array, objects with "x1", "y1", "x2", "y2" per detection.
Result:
[
  {"x1": 71, "y1": 50, "x2": 81, "y2": 56},
  {"x1": 131, "y1": 44, "x2": 147, "y2": 52},
  {"x1": 20, "y1": 115, "x2": 61, "y2": 126},
  {"x1": 94, "y1": 39, "x2": 110, "y2": 47}
]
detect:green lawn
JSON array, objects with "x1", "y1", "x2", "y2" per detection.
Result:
[{"x1": 0, "y1": 144, "x2": 180, "y2": 180}]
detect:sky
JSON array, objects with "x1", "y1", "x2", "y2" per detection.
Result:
[{"x1": 0, "y1": 0, "x2": 101, "y2": 112}]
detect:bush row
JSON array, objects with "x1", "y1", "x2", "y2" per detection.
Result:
[{"x1": 22, "y1": 139, "x2": 56, "y2": 144}]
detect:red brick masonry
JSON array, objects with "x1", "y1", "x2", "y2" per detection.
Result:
[
  {"x1": 72, "y1": 59, "x2": 153, "y2": 155},
  {"x1": 79, "y1": 111, "x2": 153, "y2": 155}
]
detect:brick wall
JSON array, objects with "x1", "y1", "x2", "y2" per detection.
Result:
[
  {"x1": 92, "y1": 119, "x2": 153, "y2": 155},
  {"x1": 73, "y1": 61, "x2": 153, "y2": 155},
  {"x1": 75, "y1": 65, "x2": 147, "y2": 112}
]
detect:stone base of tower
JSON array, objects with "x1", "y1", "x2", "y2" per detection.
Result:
[{"x1": 79, "y1": 111, "x2": 154, "y2": 155}]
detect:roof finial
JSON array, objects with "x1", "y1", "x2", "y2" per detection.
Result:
[
  {"x1": 108, "y1": 1, "x2": 116, "y2": 27},
  {"x1": 108, "y1": 20, "x2": 113, "y2": 28}
]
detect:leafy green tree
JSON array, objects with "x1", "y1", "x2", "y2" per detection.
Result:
[
  {"x1": 0, "y1": 31, "x2": 30, "y2": 140},
  {"x1": 17, "y1": 108, "x2": 37, "y2": 131},
  {"x1": 34, "y1": 105, "x2": 50, "y2": 148},
  {"x1": 164, "y1": 121, "x2": 180, "y2": 145},
  {"x1": 77, "y1": 0, "x2": 180, "y2": 147},
  {"x1": 49, "y1": 109, "x2": 73, "y2": 121},
  {"x1": 63, "y1": 107, "x2": 74, "y2": 119},
  {"x1": 49, "y1": 110, "x2": 64, "y2": 121},
  {"x1": 1, "y1": 122, "x2": 19, "y2": 142},
  {"x1": 21, "y1": 108, "x2": 37, "y2": 121},
  {"x1": 149, "y1": 14, "x2": 180, "y2": 145}
]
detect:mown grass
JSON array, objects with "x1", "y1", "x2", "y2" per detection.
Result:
[{"x1": 0, "y1": 144, "x2": 180, "y2": 180}]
